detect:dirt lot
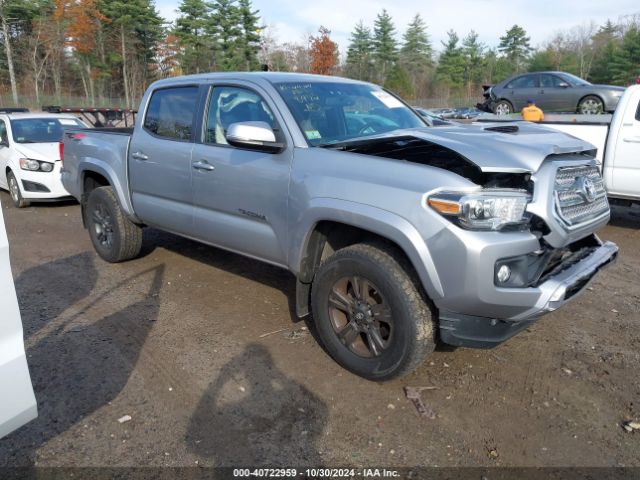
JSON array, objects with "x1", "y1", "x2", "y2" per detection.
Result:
[{"x1": 0, "y1": 190, "x2": 639, "y2": 468}]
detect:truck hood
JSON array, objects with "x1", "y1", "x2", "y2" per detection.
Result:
[
  {"x1": 14, "y1": 143, "x2": 61, "y2": 162},
  {"x1": 398, "y1": 122, "x2": 596, "y2": 173}
]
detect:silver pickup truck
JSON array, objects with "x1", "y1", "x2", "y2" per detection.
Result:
[{"x1": 61, "y1": 72, "x2": 618, "y2": 380}]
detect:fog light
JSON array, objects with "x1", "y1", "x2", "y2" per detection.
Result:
[
  {"x1": 40, "y1": 162, "x2": 53, "y2": 172},
  {"x1": 497, "y1": 265, "x2": 511, "y2": 283}
]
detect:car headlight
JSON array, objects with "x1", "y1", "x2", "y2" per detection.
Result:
[
  {"x1": 427, "y1": 190, "x2": 531, "y2": 231},
  {"x1": 19, "y1": 158, "x2": 54, "y2": 172}
]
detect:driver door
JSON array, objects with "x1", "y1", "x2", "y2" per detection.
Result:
[
  {"x1": 0, "y1": 201, "x2": 37, "y2": 438},
  {"x1": 190, "y1": 83, "x2": 293, "y2": 265}
]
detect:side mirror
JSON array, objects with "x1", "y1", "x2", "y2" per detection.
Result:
[
  {"x1": 225, "y1": 121, "x2": 284, "y2": 154},
  {"x1": 558, "y1": 82, "x2": 570, "y2": 88}
]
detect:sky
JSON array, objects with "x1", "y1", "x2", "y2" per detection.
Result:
[{"x1": 156, "y1": 0, "x2": 640, "y2": 56}]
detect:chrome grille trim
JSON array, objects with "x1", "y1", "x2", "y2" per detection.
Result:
[{"x1": 554, "y1": 165, "x2": 609, "y2": 226}]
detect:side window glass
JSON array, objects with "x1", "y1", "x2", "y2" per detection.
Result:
[
  {"x1": 204, "y1": 86, "x2": 276, "y2": 145},
  {"x1": 636, "y1": 100, "x2": 640, "y2": 121},
  {"x1": 0, "y1": 121, "x2": 6, "y2": 143},
  {"x1": 507, "y1": 75, "x2": 537, "y2": 89},
  {"x1": 540, "y1": 75, "x2": 553, "y2": 88},
  {"x1": 143, "y1": 86, "x2": 199, "y2": 141}
]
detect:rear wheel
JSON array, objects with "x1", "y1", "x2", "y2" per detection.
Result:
[
  {"x1": 311, "y1": 242, "x2": 435, "y2": 381},
  {"x1": 85, "y1": 186, "x2": 142, "y2": 263},
  {"x1": 7, "y1": 171, "x2": 29, "y2": 208},
  {"x1": 494, "y1": 100, "x2": 513, "y2": 115},
  {"x1": 578, "y1": 95, "x2": 604, "y2": 115}
]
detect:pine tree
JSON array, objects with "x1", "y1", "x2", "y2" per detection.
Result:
[
  {"x1": 399, "y1": 13, "x2": 432, "y2": 91},
  {"x1": 237, "y1": 0, "x2": 261, "y2": 71},
  {"x1": 590, "y1": 20, "x2": 620, "y2": 84},
  {"x1": 436, "y1": 30, "x2": 465, "y2": 89},
  {"x1": 207, "y1": 0, "x2": 242, "y2": 71},
  {"x1": 462, "y1": 30, "x2": 485, "y2": 94},
  {"x1": 372, "y1": 9, "x2": 397, "y2": 83},
  {"x1": 498, "y1": 24, "x2": 532, "y2": 73},
  {"x1": 384, "y1": 64, "x2": 414, "y2": 99},
  {"x1": 610, "y1": 25, "x2": 640, "y2": 85},
  {"x1": 345, "y1": 20, "x2": 373, "y2": 81},
  {"x1": 100, "y1": 0, "x2": 163, "y2": 107},
  {"x1": 174, "y1": 0, "x2": 212, "y2": 74}
]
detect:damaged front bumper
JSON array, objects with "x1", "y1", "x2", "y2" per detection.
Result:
[{"x1": 438, "y1": 240, "x2": 618, "y2": 348}]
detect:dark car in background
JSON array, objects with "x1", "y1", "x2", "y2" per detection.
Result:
[{"x1": 479, "y1": 71, "x2": 625, "y2": 115}]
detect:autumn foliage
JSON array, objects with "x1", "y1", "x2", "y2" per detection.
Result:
[
  {"x1": 309, "y1": 26, "x2": 338, "y2": 75},
  {"x1": 54, "y1": 0, "x2": 108, "y2": 54}
]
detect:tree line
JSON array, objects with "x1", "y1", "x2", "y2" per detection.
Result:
[{"x1": 1, "y1": 0, "x2": 639, "y2": 108}]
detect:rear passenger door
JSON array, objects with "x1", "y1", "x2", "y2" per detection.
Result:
[
  {"x1": 190, "y1": 83, "x2": 292, "y2": 266},
  {"x1": 506, "y1": 74, "x2": 540, "y2": 110},
  {"x1": 129, "y1": 85, "x2": 203, "y2": 236}
]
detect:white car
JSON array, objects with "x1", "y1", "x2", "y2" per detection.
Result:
[
  {"x1": 0, "y1": 112, "x2": 87, "y2": 208},
  {"x1": 0, "y1": 198, "x2": 37, "y2": 438}
]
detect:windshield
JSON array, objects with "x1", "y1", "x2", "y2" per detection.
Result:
[
  {"x1": 560, "y1": 73, "x2": 591, "y2": 87},
  {"x1": 10, "y1": 117, "x2": 85, "y2": 144},
  {"x1": 274, "y1": 81, "x2": 426, "y2": 146}
]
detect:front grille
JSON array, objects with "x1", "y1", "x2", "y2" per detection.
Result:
[{"x1": 554, "y1": 165, "x2": 608, "y2": 226}]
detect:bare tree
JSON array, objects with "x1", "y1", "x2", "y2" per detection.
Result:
[{"x1": 0, "y1": 0, "x2": 18, "y2": 104}]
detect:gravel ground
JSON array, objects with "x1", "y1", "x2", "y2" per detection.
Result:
[{"x1": 0, "y1": 190, "x2": 639, "y2": 468}]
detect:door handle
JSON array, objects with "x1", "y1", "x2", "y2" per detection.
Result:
[
  {"x1": 131, "y1": 151, "x2": 149, "y2": 161},
  {"x1": 623, "y1": 136, "x2": 640, "y2": 143},
  {"x1": 192, "y1": 160, "x2": 215, "y2": 171}
]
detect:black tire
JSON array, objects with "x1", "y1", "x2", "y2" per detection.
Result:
[
  {"x1": 85, "y1": 186, "x2": 142, "y2": 263},
  {"x1": 7, "y1": 171, "x2": 30, "y2": 208},
  {"x1": 578, "y1": 95, "x2": 604, "y2": 115},
  {"x1": 311, "y1": 242, "x2": 435, "y2": 381},
  {"x1": 494, "y1": 100, "x2": 513, "y2": 115}
]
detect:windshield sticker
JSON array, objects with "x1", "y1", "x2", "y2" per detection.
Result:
[
  {"x1": 58, "y1": 119, "x2": 78, "y2": 126},
  {"x1": 371, "y1": 91, "x2": 404, "y2": 109},
  {"x1": 305, "y1": 130, "x2": 322, "y2": 140}
]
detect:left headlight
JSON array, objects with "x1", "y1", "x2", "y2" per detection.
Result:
[
  {"x1": 427, "y1": 190, "x2": 531, "y2": 231},
  {"x1": 19, "y1": 158, "x2": 54, "y2": 172}
]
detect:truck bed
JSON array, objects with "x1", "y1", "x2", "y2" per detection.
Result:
[{"x1": 61, "y1": 127, "x2": 135, "y2": 217}]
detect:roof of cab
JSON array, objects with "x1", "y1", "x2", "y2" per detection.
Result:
[
  {"x1": 149, "y1": 71, "x2": 370, "y2": 89},
  {"x1": 0, "y1": 112, "x2": 82, "y2": 120}
]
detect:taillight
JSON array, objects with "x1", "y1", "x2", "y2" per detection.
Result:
[{"x1": 59, "y1": 142, "x2": 64, "y2": 164}]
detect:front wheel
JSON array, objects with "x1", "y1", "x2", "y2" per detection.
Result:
[
  {"x1": 578, "y1": 95, "x2": 604, "y2": 115},
  {"x1": 494, "y1": 100, "x2": 513, "y2": 115},
  {"x1": 7, "y1": 171, "x2": 29, "y2": 208},
  {"x1": 85, "y1": 186, "x2": 142, "y2": 263},
  {"x1": 311, "y1": 243, "x2": 435, "y2": 381}
]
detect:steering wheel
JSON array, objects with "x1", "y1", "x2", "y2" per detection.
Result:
[{"x1": 358, "y1": 123, "x2": 377, "y2": 135}]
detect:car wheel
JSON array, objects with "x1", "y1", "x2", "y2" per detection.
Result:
[
  {"x1": 494, "y1": 100, "x2": 513, "y2": 115},
  {"x1": 578, "y1": 95, "x2": 604, "y2": 115},
  {"x1": 85, "y1": 186, "x2": 142, "y2": 263},
  {"x1": 7, "y1": 171, "x2": 30, "y2": 208},
  {"x1": 311, "y1": 242, "x2": 436, "y2": 381}
]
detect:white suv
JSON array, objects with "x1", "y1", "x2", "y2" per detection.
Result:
[{"x1": 0, "y1": 112, "x2": 87, "y2": 207}]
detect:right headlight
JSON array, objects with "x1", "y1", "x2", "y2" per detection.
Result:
[
  {"x1": 427, "y1": 189, "x2": 531, "y2": 231},
  {"x1": 19, "y1": 158, "x2": 54, "y2": 172}
]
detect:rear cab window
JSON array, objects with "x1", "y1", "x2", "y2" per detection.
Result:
[{"x1": 143, "y1": 86, "x2": 199, "y2": 141}]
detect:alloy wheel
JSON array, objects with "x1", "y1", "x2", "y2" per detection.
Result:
[{"x1": 327, "y1": 275, "x2": 393, "y2": 358}]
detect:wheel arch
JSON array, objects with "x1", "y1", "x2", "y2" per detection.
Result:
[
  {"x1": 494, "y1": 98, "x2": 514, "y2": 113},
  {"x1": 577, "y1": 94, "x2": 604, "y2": 112},
  {"x1": 78, "y1": 162, "x2": 140, "y2": 224},
  {"x1": 291, "y1": 201, "x2": 444, "y2": 318}
]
